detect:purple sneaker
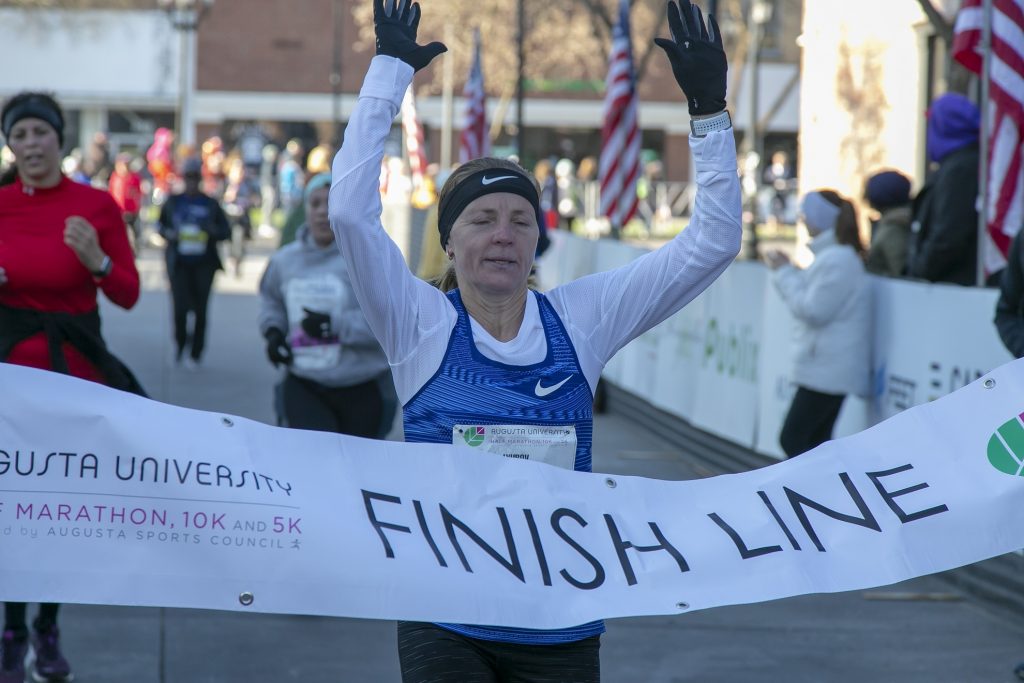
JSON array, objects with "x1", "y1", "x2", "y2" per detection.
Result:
[
  {"x1": 0, "y1": 630, "x2": 27, "y2": 683},
  {"x1": 27, "y1": 627, "x2": 72, "y2": 683}
]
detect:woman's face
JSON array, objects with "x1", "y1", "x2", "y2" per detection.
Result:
[
  {"x1": 307, "y1": 186, "x2": 334, "y2": 247},
  {"x1": 447, "y1": 192, "x2": 538, "y2": 297},
  {"x1": 8, "y1": 117, "x2": 61, "y2": 186}
]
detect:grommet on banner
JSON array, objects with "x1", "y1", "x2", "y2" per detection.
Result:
[
  {"x1": 605, "y1": 478, "x2": 617, "y2": 489},
  {"x1": 239, "y1": 592, "x2": 254, "y2": 606},
  {"x1": 222, "y1": 417, "x2": 234, "y2": 427},
  {"x1": 676, "y1": 602, "x2": 689, "y2": 610},
  {"x1": 984, "y1": 378, "x2": 996, "y2": 389}
]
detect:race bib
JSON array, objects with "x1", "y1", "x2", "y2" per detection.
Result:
[
  {"x1": 452, "y1": 424, "x2": 577, "y2": 470},
  {"x1": 285, "y1": 275, "x2": 345, "y2": 371},
  {"x1": 177, "y1": 223, "x2": 208, "y2": 256}
]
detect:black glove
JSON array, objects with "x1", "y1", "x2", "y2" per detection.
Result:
[
  {"x1": 654, "y1": 0, "x2": 727, "y2": 116},
  {"x1": 374, "y1": 0, "x2": 447, "y2": 73},
  {"x1": 300, "y1": 308, "x2": 333, "y2": 340},
  {"x1": 264, "y1": 327, "x2": 293, "y2": 367}
]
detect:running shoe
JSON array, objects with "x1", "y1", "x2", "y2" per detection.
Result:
[
  {"x1": 28, "y1": 626, "x2": 72, "y2": 682},
  {"x1": 0, "y1": 630, "x2": 27, "y2": 683}
]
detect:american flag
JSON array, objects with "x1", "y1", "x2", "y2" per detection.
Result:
[
  {"x1": 459, "y1": 29, "x2": 489, "y2": 163},
  {"x1": 600, "y1": 0, "x2": 642, "y2": 231},
  {"x1": 952, "y1": 0, "x2": 1024, "y2": 273},
  {"x1": 401, "y1": 87, "x2": 427, "y2": 189}
]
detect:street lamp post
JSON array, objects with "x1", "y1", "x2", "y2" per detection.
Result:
[
  {"x1": 331, "y1": 0, "x2": 344, "y2": 147},
  {"x1": 515, "y1": 0, "x2": 526, "y2": 158},
  {"x1": 158, "y1": 0, "x2": 214, "y2": 149},
  {"x1": 741, "y1": 0, "x2": 772, "y2": 260}
]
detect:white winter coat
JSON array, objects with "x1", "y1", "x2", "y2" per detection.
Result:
[{"x1": 773, "y1": 231, "x2": 872, "y2": 397}]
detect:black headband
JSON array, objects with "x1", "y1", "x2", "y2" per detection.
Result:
[
  {"x1": 2, "y1": 96, "x2": 64, "y2": 145},
  {"x1": 437, "y1": 168, "x2": 543, "y2": 249}
]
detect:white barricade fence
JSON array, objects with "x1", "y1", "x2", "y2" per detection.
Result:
[
  {"x1": 2, "y1": 361, "x2": 1024, "y2": 624},
  {"x1": 540, "y1": 233, "x2": 1014, "y2": 459}
]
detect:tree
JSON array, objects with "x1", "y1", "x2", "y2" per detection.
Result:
[
  {"x1": 0, "y1": 0, "x2": 150, "y2": 7},
  {"x1": 351, "y1": 0, "x2": 714, "y2": 98}
]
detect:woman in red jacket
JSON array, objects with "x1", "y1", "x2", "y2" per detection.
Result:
[{"x1": 0, "y1": 92, "x2": 141, "y2": 683}]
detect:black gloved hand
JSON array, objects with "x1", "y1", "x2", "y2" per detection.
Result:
[
  {"x1": 264, "y1": 327, "x2": 293, "y2": 367},
  {"x1": 300, "y1": 308, "x2": 333, "y2": 340},
  {"x1": 654, "y1": 0, "x2": 727, "y2": 116},
  {"x1": 374, "y1": 0, "x2": 447, "y2": 73}
]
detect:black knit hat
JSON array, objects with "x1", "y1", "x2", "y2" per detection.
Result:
[
  {"x1": 865, "y1": 170, "x2": 911, "y2": 210},
  {"x1": 1, "y1": 92, "x2": 65, "y2": 147}
]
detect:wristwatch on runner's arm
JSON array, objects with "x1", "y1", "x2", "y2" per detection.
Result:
[{"x1": 689, "y1": 110, "x2": 732, "y2": 137}]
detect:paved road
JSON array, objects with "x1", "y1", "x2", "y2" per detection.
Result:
[{"x1": 43, "y1": 239, "x2": 1023, "y2": 682}]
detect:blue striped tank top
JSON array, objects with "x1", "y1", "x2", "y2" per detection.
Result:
[{"x1": 402, "y1": 289, "x2": 604, "y2": 644}]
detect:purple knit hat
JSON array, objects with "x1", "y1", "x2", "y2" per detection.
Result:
[{"x1": 926, "y1": 93, "x2": 980, "y2": 163}]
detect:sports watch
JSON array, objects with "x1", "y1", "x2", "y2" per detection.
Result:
[
  {"x1": 91, "y1": 255, "x2": 113, "y2": 279},
  {"x1": 689, "y1": 110, "x2": 732, "y2": 137}
]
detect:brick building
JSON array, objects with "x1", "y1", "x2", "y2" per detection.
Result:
[{"x1": 0, "y1": 0, "x2": 803, "y2": 181}]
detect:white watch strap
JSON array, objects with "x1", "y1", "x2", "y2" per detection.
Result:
[{"x1": 689, "y1": 110, "x2": 732, "y2": 137}]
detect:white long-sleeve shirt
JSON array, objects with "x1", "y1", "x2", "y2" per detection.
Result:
[{"x1": 330, "y1": 56, "x2": 742, "y2": 406}]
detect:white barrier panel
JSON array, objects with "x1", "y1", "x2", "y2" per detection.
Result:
[
  {"x1": 648, "y1": 290, "x2": 707, "y2": 422},
  {"x1": 542, "y1": 235, "x2": 1016, "y2": 459},
  {"x1": 687, "y1": 262, "x2": 764, "y2": 448},
  {"x1": 2, "y1": 363, "x2": 1024, "y2": 626},
  {"x1": 872, "y1": 278, "x2": 1011, "y2": 423}
]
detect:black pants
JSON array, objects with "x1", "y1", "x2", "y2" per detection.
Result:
[
  {"x1": 397, "y1": 622, "x2": 600, "y2": 683},
  {"x1": 779, "y1": 385, "x2": 846, "y2": 458},
  {"x1": 4, "y1": 602, "x2": 59, "y2": 638},
  {"x1": 169, "y1": 263, "x2": 217, "y2": 361},
  {"x1": 281, "y1": 373, "x2": 383, "y2": 438}
]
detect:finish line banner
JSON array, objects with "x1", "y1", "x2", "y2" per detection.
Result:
[{"x1": 1, "y1": 362, "x2": 1023, "y2": 629}]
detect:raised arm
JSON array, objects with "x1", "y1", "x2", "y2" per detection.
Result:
[
  {"x1": 329, "y1": 0, "x2": 449, "y2": 368},
  {"x1": 549, "y1": 0, "x2": 741, "y2": 365}
]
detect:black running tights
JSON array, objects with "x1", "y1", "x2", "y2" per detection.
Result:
[{"x1": 4, "y1": 602, "x2": 59, "y2": 637}]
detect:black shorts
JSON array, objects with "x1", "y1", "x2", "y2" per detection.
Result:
[{"x1": 397, "y1": 621, "x2": 600, "y2": 683}]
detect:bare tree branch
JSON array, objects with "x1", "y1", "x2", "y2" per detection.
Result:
[
  {"x1": 635, "y1": 9, "x2": 668, "y2": 81},
  {"x1": 0, "y1": 0, "x2": 152, "y2": 7},
  {"x1": 574, "y1": 0, "x2": 615, "y2": 34}
]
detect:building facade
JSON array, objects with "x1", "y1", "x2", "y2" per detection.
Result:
[{"x1": 0, "y1": 0, "x2": 804, "y2": 182}]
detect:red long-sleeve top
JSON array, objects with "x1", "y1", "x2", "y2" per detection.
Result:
[
  {"x1": 0, "y1": 176, "x2": 140, "y2": 382},
  {"x1": 108, "y1": 169, "x2": 143, "y2": 214}
]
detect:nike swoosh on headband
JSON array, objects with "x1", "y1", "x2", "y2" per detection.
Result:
[
  {"x1": 534, "y1": 375, "x2": 573, "y2": 397},
  {"x1": 481, "y1": 175, "x2": 518, "y2": 185}
]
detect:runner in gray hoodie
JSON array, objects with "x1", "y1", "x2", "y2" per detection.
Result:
[{"x1": 258, "y1": 173, "x2": 390, "y2": 436}]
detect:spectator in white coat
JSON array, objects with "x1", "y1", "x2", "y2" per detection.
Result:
[{"x1": 765, "y1": 189, "x2": 871, "y2": 457}]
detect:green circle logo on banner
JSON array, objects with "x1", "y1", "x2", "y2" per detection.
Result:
[
  {"x1": 463, "y1": 426, "x2": 486, "y2": 448},
  {"x1": 987, "y1": 414, "x2": 1024, "y2": 477}
]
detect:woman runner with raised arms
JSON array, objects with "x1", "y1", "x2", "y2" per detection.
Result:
[{"x1": 330, "y1": 0, "x2": 740, "y2": 680}]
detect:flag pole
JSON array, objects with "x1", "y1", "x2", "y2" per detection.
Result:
[
  {"x1": 441, "y1": 22, "x2": 454, "y2": 170},
  {"x1": 976, "y1": 0, "x2": 993, "y2": 287}
]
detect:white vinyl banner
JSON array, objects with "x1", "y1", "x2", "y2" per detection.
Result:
[
  {"x1": 871, "y1": 279, "x2": 1012, "y2": 422},
  {"x1": 2, "y1": 362, "x2": 1024, "y2": 628},
  {"x1": 686, "y1": 261, "x2": 763, "y2": 448}
]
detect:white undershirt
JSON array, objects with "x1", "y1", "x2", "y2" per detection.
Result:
[{"x1": 330, "y1": 56, "x2": 743, "y2": 406}]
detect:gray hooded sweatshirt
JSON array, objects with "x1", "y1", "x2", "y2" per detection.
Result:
[{"x1": 258, "y1": 226, "x2": 389, "y2": 387}]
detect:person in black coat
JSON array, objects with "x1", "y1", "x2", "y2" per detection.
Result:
[
  {"x1": 158, "y1": 156, "x2": 231, "y2": 368},
  {"x1": 906, "y1": 92, "x2": 980, "y2": 286},
  {"x1": 995, "y1": 229, "x2": 1024, "y2": 356}
]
